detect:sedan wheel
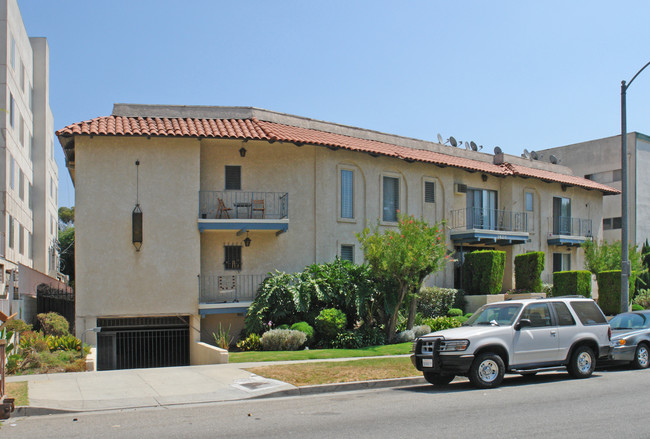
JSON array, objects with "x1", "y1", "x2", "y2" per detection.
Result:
[{"x1": 633, "y1": 343, "x2": 650, "y2": 369}]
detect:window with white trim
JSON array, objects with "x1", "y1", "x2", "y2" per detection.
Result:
[{"x1": 340, "y1": 169, "x2": 354, "y2": 219}]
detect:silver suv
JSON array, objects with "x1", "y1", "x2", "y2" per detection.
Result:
[{"x1": 411, "y1": 297, "x2": 612, "y2": 389}]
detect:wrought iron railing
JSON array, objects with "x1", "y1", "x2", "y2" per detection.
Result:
[
  {"x1": 199, "y1": 274, "x2": 267, "y2": 303},
  {"x1": 199, "y1": 191, "x2": 288, "y2": 220},
  {"x1": 449, "y1": 207, "x2": 528, "y2": 233},
  {"x1": 549, "y1": 216, "x2": 593, "y2": 237}
]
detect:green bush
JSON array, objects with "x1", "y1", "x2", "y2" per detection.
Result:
[
  {"x1": 290, "y1": 322, "x2": 314, "y2": 343},
  {"x1": 633, "y1": 289, "x2": 650, "y2": 309},
  {"x1": 464, "y1": 313, "x2": 473, "y2": 318},
  {"x1": 277, "y1": 324, "x2": 290, "y2": 330},
  {"x1": 421, "y1": 316, "x2": 462, "y2": 332},
  {"x1": 36, "y1": 312, "x2": 69, "y2": 337},
  {"x1": 552, "y1": 271, "x2": 592, "y2": 298},
  {"x1": 541, "y1": 283, "x2": 553, "y2": 296},
  {"x1": 447, "y1": 308, "x2": 463, "y2": 317},
  {"x1": 261, "y1": 329, "x2": 307, "y2": 351},
  {"x1": 236, "y1": 333, "x2": 262, "y2": 351},
  {"x1": 462, "y1": 251, "x2": 506, "y2": 295},
  {"x1": 453, "y1": 316, "x2": 469, "y2": 324},
  {"x1": 358, "y1": 326, "x2": 386, "y2": 346},
  {"x1": 46, "y1": 334, "x2": 81, "y2": 352},
  {"x1": 632, "y1": 303, "x2": 644, "y2": 311},
  {"x1": 514, "y1": 251, "x2": 545, "y2": 292},
  {"x1": 597, "y1": 270, "x2": 627, "y2": 315},
  {"x1": 314, "y1": 308, "x2": 347, "y2": 341},
  {"x1": 417, "y1": 287, "x2": 465, "y2": 317},
  {"x1": 19, "y1": 331, "x2": 49, "y2": 353},
  {"x1": 331, "y1": 331, "x2": 364, "y2": 349}
]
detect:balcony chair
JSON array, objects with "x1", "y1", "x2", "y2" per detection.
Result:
[
  {"x1": 252, "y1": 199, "x2": 265, "y2": 218},
  {"x1": 216, "y1": 198, "x2": 232, "y2": 219},
  {"x1": 218, "y1": 275, "x2": 237, "y2": 302}
]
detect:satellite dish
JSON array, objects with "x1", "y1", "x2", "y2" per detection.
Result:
[
  {"x1": 470, "y1": 141, "x2": 478, "y2": 151},
  {"x1": 530, "y1": 151, "x2": 539, "y2": 160},
  {"x1": 464, "y1": 141, "x2": 470, "y2": 150},
  {"x1": 494, "y1": 146, "x2": 503, "y2": 155},
  {"x1": 549, "y1": 154, "x2": 558, "y2": 164},
  {"x1": 522, "y1": 148, "x2": 530, "y2": 159},
  {"x1": 437, "y1": 133, "x2": 443, "y2": 144},
  {"x1": 449, "y1": 136, "x2": 458, "y2": 147}
]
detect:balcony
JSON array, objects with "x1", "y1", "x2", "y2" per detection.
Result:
[
  {"x1": 198, "y1": 274, "x2": 267, "y2": 315},
  {"x1": 448, "y1": 207, "x2": 529, "y2": 245},
  {"x1": 547, "y1": 216, "x2": 592, "y2": 246},
  {"x1": 198, "y1": 191, "x2": 289, "y2": 234}
]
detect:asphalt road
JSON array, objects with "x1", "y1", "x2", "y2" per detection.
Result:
[{"x1": 1, "y1": 367, "x2": 644, "y2": 439}]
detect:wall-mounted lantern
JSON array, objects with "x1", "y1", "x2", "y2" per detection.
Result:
[
  {"x1": 239, "y1": 146, "x2": 247, "y2": 157},
  {"x1": 243, "y1": 232, "x2": 251, "y2": 247},
  {"x1": 133, "y1": 160, "x2": 143, "y2": 251}
]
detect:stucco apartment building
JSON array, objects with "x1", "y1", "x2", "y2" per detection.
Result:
[
  {"x1": 0, "y1": 0, "x2": 60, "y2": 311},
  {"x1": 539, "y1": 132, "x2": 650, "y2": 245},
  {"x1": 57, "y1": 104, "x2": 617, "y2": 370}
]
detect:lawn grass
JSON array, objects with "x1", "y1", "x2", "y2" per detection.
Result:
[
  {"x1": 246, "y1": 357, "x2": 418, "y2": 386},
  {"x1": 6, "y1": 382, "x2": 28, "y2": 406},
  {"x1": 228, "y1": 342, "x2": 412, "y2": 363}
]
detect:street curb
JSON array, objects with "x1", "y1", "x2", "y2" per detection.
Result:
[
  {"x1": 252, "y1": 376, "x2": 427, "y2": 399},
  {"x1": 12, "y1": 406, "x2": 79, "y2": 417}
]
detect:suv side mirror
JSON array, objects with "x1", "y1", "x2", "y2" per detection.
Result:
[{"x1": 515, "y1": 319, "x2": 532, "y2": 330}]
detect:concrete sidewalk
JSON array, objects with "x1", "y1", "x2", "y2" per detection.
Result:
[{"x1": 6, "y1": 355, "x2": 424, "y2": 416}]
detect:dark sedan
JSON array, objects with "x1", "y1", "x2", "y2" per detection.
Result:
[{"x1": 609, "y1": 311, "x2": 650, "y2": 369}]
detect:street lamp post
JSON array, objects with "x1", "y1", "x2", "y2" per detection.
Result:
[{"x1": 621, "y1": 60, "x2": 650, "y2": 313}]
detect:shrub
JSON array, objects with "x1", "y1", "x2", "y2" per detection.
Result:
[
  {"x1": 19, "y1": 331, "x2": 49, "y2": 353},
  {"x1": 395, "y1": 330, "x2": 415, "y2": 343},
  {"x1": 212, "y1": 323, "x2": 234, "y2": 350},
  {"x1": 36, "y1": 312, "x2": 69, "y2": 337},
  {"x1": 3, "y1": 319, "x2": 32, "y2": 334},
  {"x1": 412, "y1": 325, "x2": 431, "y2": 338},
  {"x1": 462, "y1": 251, "x2": 505, "y2": 295},
  {"x1": 47, "y1": 334, "x2": 81, "y2": 352},
  {"x1": 314, "y1": 308, "x2": 347, "y2": 341},
  {"x1": 632, "y1": 303, "x2": 645, "y2": 311},
  {"x1": 514, "y1": 251, "x2": 545, "y2": 292},
  {"x1": 331, "y1": 331, "x2": 364, "y2": 349},
  {"x1": 597, "y1": 270, "x2": 627, "y2": 315},
  {"x1": 277, "y1": 324, "x2": 290, "y2": 330},
  {"x1": 633, "y1": 289, "x2": 650, "y2": 309},
  {"x1": 290, "y1": 322, "x2": 315, "y2": 343},
  {"x1": 358, "y1": 326, "x2": 386, "y2": 346},
  {"x1": 552, "y1": 271, "x2": 592, "y2": 298},
  {"x1": 236, "y1": 333, "x2": 262, "y2": 351},
  {"x1": 464, "y1": 313, "x2": 473, "y2": 318},
  {"x1": 418, "y1": 287, "x2": 465, "y2": 317},
  {"x1": 421, "y1": 316, "x2": 462, "y2": 332},
  {"x1": 541, "y1": 283, "x2": 553, "y2": 296},
  {"x1": 447, "y1": 308, "x2": 463, "y2": 317},
  {"x1": 454, "y1": 316, "x2": 469, "y2": 325},
  {"x1": 261, "y1": 329, "x2": 306, "y2": 351}
]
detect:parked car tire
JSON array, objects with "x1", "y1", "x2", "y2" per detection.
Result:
[
  {"x1": 632, "y1": 342, "x2": 650, "y2": 369},
  {"x1": 567, "y1": 345, "x2": 595, "y2": 379},
  {"x1": 468, "y1": 352, "x2": 505, "y2": 389},
  {"x1": 424, "y1": 372, "x2": 454, "y2": 386}
]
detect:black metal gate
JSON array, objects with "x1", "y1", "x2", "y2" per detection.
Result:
[
  {"x1": 96, "y1": 316, "x2": 190, "y2": 371},
  {"x1": 36, "y1": 284, "x2": 75, "y2": 333}
]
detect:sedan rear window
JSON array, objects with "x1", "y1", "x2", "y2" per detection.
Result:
[{"x1": 569, "y1": 301, "x2": 607, "y2": 325}]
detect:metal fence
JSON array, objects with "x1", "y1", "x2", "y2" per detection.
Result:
[
  {"x1": 449, "y1": 207, "x2": 528, "y2": 233},
  {"x1": 549, "y1": 216, "x2": 593, "y2": 237},
  {"x1": 199, "y1": 274, "x2": 267, "y2": 303},
  {"x1": 199, "y1": 191, "x2": 288, "y2": 220}
]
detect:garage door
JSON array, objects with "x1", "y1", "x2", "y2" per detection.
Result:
[{"x1": 96, "y1": 316, "x2": 190, "y2": 371}]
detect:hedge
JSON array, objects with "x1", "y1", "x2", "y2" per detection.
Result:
[
  {"x1": 552, "y1": 270, "x2": 591, "y2": 298},
  {"x1": 462, "y1": 250, "x2": 505, "y2": 295},
  {"x1": 597, "y1": 270, "x2": 636, "y2": 315},
  {"x1": 514, "y1": 251, "x2": 545, "y2": 292}
]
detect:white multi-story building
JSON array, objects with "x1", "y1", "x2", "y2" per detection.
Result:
[{"x1": 0, "y1": 0, "x2": 59, "y2": 298}]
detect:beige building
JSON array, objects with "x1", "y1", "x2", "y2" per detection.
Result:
[
  {"x1": 539, "y1": 132, "x2": 650, "y2": 246},
  {"x1": 0, "y1": 0, "x2": 59, "y2": 310},
  {"x1": 57, "y1": 104, "x2": 617, "y2": 370}
]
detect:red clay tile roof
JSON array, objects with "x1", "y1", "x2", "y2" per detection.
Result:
[{"x1": 56, "y1": 115, "x2": 619, "y2": 195}]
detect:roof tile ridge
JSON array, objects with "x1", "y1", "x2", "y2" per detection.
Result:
[{"x1": 500, "y1": 162, "x2": 516, "y2": 175}]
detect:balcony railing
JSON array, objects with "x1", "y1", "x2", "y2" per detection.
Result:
[
  {"x1": 199, "y1": 191, "x2": 288, "y2": 220},
  {"x1": 199, "y1": 274, "x2": 267, "y2": 304},
  {"x1": 549, "y1": 216, "x2": 593, "y2": 237},
  {"x1": 449, "y1": 208, "x2": 528, "y2": 233}
]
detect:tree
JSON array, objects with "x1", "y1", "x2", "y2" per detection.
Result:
[
  {"x1": 58, "y1": 206, "x2": 74, "y2": 227},
  {"x1": 357, "y1": 213, "x2": 450, "y2": 342},
  {"x1": 59, "y1": 226, "x2": 75, "y2": 282},
  {"x1": 581, "y1": 240, "x2": 645, "y2": 291}
]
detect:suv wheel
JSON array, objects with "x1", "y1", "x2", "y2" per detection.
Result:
[
  {"x1": 469, "y1": 353, "x2": 505, "y2": 389},
  {"x1": 632, "y1": 343, "x2": 650, "y2": 369},
  {"x1": 567, "y1": 345, "x2": 595, "y2": 378},
  {"x1": 423, "y1": 372, "x2": 455, "y2": 386}
]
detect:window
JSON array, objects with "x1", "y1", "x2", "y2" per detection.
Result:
[
  {"x1": 225, "y1": 166, "x2": 241, "y2": 190},
  {"x1": 18, "y1": 168, "x2": 24, "y2": 200},
  {"x1": 341, "y1": 245, "x2": 354, "y2": 263},
  {"x1": 18, "y1": 224, "x2": 24, "y2": 255},
  {"x1": 19, "y1": 61, "x2": 24, "y2": 91},
  {"x1": 603, "y1": 217, "x2": 622, "y2": 230},
  {"x1": 28, "y1": 232, "x2": 32, "y2": 259},
  {"x1": 10, "y1": 35, "x2": 15, "y2": 70},
  {"x1": 340, "y1": 169, "x2": 354, "y2": 219},
  {"x1": 525, "y1": 192, "x2": 534, "y2": 212},
  {"x1": 613, "y1": 217, "x2": 622, "y2": 229},
  {"x1": 551, "y1": 302, "x2": 576, "y2": 326},
  {"x1": 9, "y1": 155, "x2": 14, "y2": 190},
  {"x1": 29, "y1": 135, "x2": 33, "y2": 159},
  {"x1": 553, "y1": 253, "x2": 571, "y2": 272},
  {"x1": 28, "y1": 183, "x2": 32, "y2": 209},
  {"x1": 29, "y1": 85, "x2": 33, "y2": 111},
  {"x1": 467, "y1": 188, "x2": 498, "y2": 229},
  {"x1": 424, "y1": 181, "x2": 435, "y2": 203},
  {"x1": 553, "y1": 197, "x2": 571, "y2": 235},
  {"x1": 224, "y1": 245, "x2": 242, "y2": 270},
  {"x1": 520, "y1": 303, "x2": 552, "y2": 327},
  {"x1": 570, "y1": 301, "x2": 607, "y2": 325},
  {"x1": 8, "y1": 215, "x2": 13, "y2": 249},
  {"x1": 603, "y1": 218, "x2": 612, "y2": 230},
  {"x1": 50, "y1": 176, "x2": 54, "y2": 198},
  {"x1": 9, "y1": 93, "x2": 14, "y2": 128},
  {"x1": 18, "y1": 113, "x2": 23, "y2": 146},
  {"x1": 382, "y1": 176, "x2": 399, "y2": 222}
]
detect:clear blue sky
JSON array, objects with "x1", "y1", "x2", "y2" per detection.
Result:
[{"x1": 18, "y1": 0, "x2": 650, "y2": 209}]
